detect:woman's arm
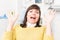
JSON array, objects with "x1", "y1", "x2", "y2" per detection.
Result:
[
  {"x1": 2, "y1": 11, "x2": 19, "y2": 40},
  {"x1": 43, "y1": 9, "x2": 56, "y2": 40},
  {"x1": 45, "y1": 23, "x2": 52, "y2": 36},
  {"x1": 44, "y1": 9, "x2": 56, "y2": 35}
]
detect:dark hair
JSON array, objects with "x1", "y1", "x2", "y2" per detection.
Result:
[{"x1": 20, "y1": 4, "x2": 41, "y2": 28}]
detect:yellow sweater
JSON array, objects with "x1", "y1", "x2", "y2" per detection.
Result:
[{"x1": 3, "y1": 24, "x2": 53, "y2": 40}]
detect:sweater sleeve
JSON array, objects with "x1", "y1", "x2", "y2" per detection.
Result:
[
  {"x1": 43, "y1": 28, "x2": 54, "y2": 40},
  {"x1": 2, "y1": 26, "x2": 16, "y2": 40}
]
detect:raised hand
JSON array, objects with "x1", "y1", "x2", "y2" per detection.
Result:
[
  {"x1": 6, "y1": 11, "x2": 19, "y2": 31},
  {"x1": 42, "y1": 9, "x2": 56, "y2": 35},
  {"x1": 43, "y1": 9, "x2": 56, "y2": 24}
]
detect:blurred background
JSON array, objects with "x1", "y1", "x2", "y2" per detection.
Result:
[{"x1": 0, "y1": 0, "x2": 60, "y2": 40}]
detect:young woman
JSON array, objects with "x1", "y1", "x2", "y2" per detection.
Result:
[{"x1": 3, "y1": 4, "x2": 56, "y2": 40}]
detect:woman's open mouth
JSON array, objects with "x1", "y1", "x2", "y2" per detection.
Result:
[{"x1": 30, "y1": 17, "x2": 36, "y2": 19}]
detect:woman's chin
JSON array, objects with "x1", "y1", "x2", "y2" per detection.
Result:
[{"x1": 28, "y1": 21, "x2": 36, "y2": 24}]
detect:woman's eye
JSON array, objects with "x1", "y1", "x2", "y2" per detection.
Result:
[
  {"x1": 29, "y1": 10, "x2": 32, "y2": 13},
  {"x1": 36, "y1": 12, "x2": 39, "y2": 14}
]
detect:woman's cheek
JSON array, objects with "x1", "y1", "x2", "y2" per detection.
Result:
[{"x1": 36, "y1": 15, "x2": 39, "y2": 21}]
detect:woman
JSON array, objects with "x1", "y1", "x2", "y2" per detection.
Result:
[{"x1": 3, "y1": 4, "x2": 56, "y2": 40}]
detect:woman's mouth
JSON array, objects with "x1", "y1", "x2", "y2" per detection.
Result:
[{"x1": 30, "y1": 17, "x2": 36, "y2": 19}]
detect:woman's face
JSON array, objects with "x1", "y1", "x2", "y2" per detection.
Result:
[{"x1": 27, "y1": 9, "x2": 40, "y2": 24}]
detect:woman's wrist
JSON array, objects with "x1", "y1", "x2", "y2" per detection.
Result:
[
  {"x1": 45, "y1": 23, "x2": 52, "y2": 36},
  {"x1": 6, "y1": 24, "x2": 14, "y2": 31}
]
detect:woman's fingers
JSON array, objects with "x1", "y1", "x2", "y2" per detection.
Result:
[
  {"x1": 42, "y1": 9, "x2": 56, "y2": 23},
  {"x1": 6, "y1": 11, "x2": 12, "y2": 19},
  {"x1": 49, "y1": 9, "x2": 56, "y2": 15},
  {"x1": 6, "y1": 10, "x2": 19, "y2": 19},
  {"x1": 6, "y1": 10, "x2": 19, "y2": 24},
  {"x1": 13, "y1": 11, "x2": 19, "y2": 21}
]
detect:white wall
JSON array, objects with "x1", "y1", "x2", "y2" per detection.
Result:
[{"x1": 54, "y1": 0, "x2": 60, "y2": 5}]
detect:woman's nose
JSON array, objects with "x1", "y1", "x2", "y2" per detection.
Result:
[{"x1": 32, "y1": 13, "x2": 36, "y2": 15}]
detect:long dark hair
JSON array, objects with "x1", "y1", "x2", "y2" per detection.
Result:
[{"x1": 20, "y1": 4, "x2": 41, "y2": 28}]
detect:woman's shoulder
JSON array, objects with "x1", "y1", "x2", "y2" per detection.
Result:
[{"x1": 41, "y1": 25, "x2": 46, "y2": 29}]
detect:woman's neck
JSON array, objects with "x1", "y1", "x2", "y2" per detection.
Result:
[{"x1": 26, "y1": 22, "x2": 36, "y2": 28}]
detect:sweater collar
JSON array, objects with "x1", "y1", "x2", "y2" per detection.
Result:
[{"x1": 26, "y1": 22, "x2": 36, "y2": 28}]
